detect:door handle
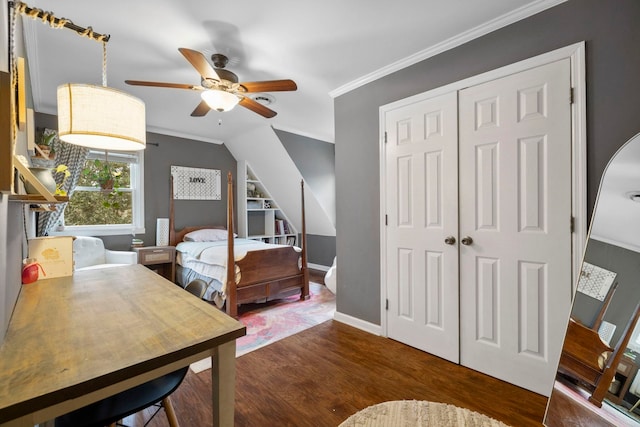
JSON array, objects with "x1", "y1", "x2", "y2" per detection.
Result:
[
  {"x1": 444, "y1": 236, "x2": 456, "y2": 245},
  {"x1": 461, "y1": 236, "x2": 473, "y2": 246}
]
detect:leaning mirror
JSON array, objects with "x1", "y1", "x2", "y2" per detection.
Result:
[{"x1": 545, "y1": 132, "x2": 640, "y2": 426}]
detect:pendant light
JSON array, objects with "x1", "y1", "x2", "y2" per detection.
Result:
[
  {"x1": 57, "y1": 41, "x2": 146, "y2": 151},
  {"x1": 10, "y1": 1, "x2": 146, "y2": 151}
]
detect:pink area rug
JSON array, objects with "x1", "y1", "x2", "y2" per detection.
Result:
[
  {"x1": 190, "y1": 282, "x2": 335, "y2": 372},
  {"x1": 235, "y1": 281, "x2": 336, "y2": 356}
]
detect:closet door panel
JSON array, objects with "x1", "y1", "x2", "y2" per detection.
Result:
[
  {"x1": 385, "y1": 91, "x2": 459, "y2": 363},
  {"x1": 458, "y1": 59, "x2": 572, "y2": 395}
]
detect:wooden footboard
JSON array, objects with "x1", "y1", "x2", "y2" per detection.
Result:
[{"x1": 225, "y1": 173, "x2": 309, "y2": 317}]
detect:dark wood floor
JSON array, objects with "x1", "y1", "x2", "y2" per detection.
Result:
[{"x1": 126, "y1": 320, "x2": 548, "y2": 427}]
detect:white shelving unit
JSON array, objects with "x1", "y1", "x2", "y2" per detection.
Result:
[{"x1": 237, "y1": 160, "x2": 297, "y2": 245}]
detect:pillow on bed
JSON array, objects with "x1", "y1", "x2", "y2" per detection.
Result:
[{"x1": 183, "y1": 228, "x2": 235, "y2": 242}]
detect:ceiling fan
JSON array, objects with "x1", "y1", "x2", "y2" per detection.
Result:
[{"x1": 125, "y1": 48, "x2": 297, "y2": 118}]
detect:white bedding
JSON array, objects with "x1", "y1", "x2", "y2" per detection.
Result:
[{"x1": 176, "y1": 238, "x2": 301, "y2": 306}]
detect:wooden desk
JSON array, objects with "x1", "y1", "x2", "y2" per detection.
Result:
[{"x1": 0, "y1": 265, "x2": 245, "y2": 426}]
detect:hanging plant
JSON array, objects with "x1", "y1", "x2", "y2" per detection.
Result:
[
  {"x1": 81, "y1": 159, "x2": 125, "y2": 208},
  {"x1": 82, "y1": 159, "x2": 123, "y2": 192}
]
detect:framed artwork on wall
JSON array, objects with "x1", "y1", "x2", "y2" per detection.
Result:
[{"x1": 171, "y1": 165, "x2": 221, "y2": 200}]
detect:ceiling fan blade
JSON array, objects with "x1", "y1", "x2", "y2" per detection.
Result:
[
  {"x1": 178, "y1": 48, "x2": 220, "y2": 81},
  {"x1": 239, "y1": 97, "x2": 277, "y2": 118},
  {"x1": 125, "y1": 80, "x2": 203, "y2": 90},
  {"x1": 191, "y1": 100, "x2": 211, "y2": 117},
  {"x1": 240, "y1": 79, "x2": 297, "y2": 93}
]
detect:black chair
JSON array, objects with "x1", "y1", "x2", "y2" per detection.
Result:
[
  {"x1": 184, "y1": 279, "x2": 207, "y2": 299},
  {"x1": 55, "y1": 366, "x2": 188, "y2": 427}
]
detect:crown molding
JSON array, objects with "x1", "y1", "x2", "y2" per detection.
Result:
[{"x1": 329, "y1": 0, "x2": 568, "y2": 98}]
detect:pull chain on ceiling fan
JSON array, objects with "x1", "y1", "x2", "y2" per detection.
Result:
[{"x1": 125, "y1": 48, "x2": 297, "y2": 118}]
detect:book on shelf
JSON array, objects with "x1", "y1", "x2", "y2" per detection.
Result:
[
  {"x1": 286, "y1": 236, "x2": 296, "y2": 246},
  {"x1": 275, "y1": 219, "x2": 285, "y2": 235}
]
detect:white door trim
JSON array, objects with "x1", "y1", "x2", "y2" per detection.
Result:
[{"x1": 379, "y1": 41, "x2": 587, "y2": 337}]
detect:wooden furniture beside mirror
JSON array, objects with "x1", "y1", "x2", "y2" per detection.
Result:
[
  {"x1": 558, "y1": 302, "x2": 640, "y2": 407},
  {"x1": 545, "y1": 131, "x2": 640, "y2": 426}
]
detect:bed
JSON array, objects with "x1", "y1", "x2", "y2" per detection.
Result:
[{"x1": 169, "y1": 172, "x2": 310, "y2": 317}]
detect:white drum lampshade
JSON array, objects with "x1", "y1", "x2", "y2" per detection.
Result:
[{"x1": 57, "y1": 83, "x2": 146, "y2": 151}]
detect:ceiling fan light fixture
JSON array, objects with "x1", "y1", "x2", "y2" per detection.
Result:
[
  {"x1": 201, "y1": 90, "x2": 240, "y2": 112},
  {"x1": 57, "y1": 84, "x2": 146, "y2": 151}
]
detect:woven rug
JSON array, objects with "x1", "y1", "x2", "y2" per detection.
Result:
[
  {"x1": 190, "y1": 281, "x2": 335, "y2": 373},
  {"x1": 339, "y1": 400, "x2": 510, "y2": 427}
]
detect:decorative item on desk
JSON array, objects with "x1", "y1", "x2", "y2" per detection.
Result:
[
  {"x1": 131, "y1": 238, "x2": 144, "y2": 248},
  {"x1": 22, "y1": 258, "x2": 45, "y2": 284},
  {"x1": 27, "y1": 236, "x2": 73, "y2": 279}
]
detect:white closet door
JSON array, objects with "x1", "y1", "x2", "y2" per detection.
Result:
[
  {"x1": 385, "y1": 91, "x2": 459, "y2": 362},
  {"x1": 458, "y1": 58, "x2": 572, "y2": 394}
]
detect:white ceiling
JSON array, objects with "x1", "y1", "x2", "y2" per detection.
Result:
[{"x1": 20, "y1": 0, "x2": 563, "y2": 144}]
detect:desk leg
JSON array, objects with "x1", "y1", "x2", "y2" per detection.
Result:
[{"x1": 211, "y1": 340, "x2": 236, "y2": 427}]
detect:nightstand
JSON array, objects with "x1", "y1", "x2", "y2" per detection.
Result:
[{"x1": 134, "y1": 246, "x2": 176, "y2": 282}]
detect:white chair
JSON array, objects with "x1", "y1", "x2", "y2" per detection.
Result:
[{"x1": 73, "y1": 236, "x2": 137, "y2": 271}]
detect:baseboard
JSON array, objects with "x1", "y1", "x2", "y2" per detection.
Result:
[
  {"x1": 334, "y1": 311, "x2": 382, "y2": 336},
  {"x1": 308, "y1": 262, "x2": 330, "y2": 272}
]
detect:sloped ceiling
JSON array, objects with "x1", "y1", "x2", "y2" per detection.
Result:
[{"x1": 20, "y1": 0, "x2": 565, "y2": 144}]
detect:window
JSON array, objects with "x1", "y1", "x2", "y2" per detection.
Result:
[{"x1": 55, "y1": 150, "x2": 145, "y2": 236}]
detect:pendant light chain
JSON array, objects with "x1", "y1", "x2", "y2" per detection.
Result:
[{"x1": 102, "y1": 41, "x2": 108, "y2": 87}]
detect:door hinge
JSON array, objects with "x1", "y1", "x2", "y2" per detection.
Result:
[
  {"x1": 569, "y1": 87, "x2": 574, "y2": 104},
  {"x1": 384, "y1": 131, "x2": 388, "y2": 143},
  {"x1": 385, "y1": 214, "x2": 388, "y2": 226},
  {"x1": 385, "y1": 299, "x2": 389, "y2": 310},
  {"x1": 570, "y1": 216, "x2": 575, "y2": 233}
]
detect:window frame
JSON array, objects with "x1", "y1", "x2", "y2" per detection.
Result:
[{"x1": 50, "y1": 150, "x2": 145, "y2": 237}]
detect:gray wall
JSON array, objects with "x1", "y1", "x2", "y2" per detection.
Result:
[
  {"x1": 35, "y1": 112, "x2": 237, "y2": 251},
  {"x1": 335, "y1": 0, "x2": 640, "y2": 324},
  {"x1": 276, "y1": 129, "x2": 336, "y2": 267},
  {"x1": 571, "y1": 239, "x2": 640, "y2": 348}
]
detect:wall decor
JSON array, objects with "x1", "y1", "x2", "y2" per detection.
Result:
[
  {"x1": 577, "y1": 261, "x2": 617, "y2": 301},
  {"x1": 171, "y1": 165, "x2": 221, "y2": 200}
]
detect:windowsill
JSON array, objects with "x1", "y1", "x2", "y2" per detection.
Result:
[{"x1": 48, "y1": 224, "x2": 145, "y2": 237}]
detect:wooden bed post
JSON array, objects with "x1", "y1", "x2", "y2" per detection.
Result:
[
  {"x1": 301, "y1": 180, "x2": 310, "y2": 300},
  {"x1": 590, "y1": 301, "x2": 640, "y2": 406},
  {"x1": 226, "y1": 172, "x2": 238, "y2": 317}
]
